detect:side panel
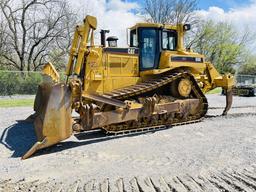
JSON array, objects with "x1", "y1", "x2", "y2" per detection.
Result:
[
  {"x1": 104, "y1": 48, "x2": 140, "y2": 92},
  {"x1": 83, "y1": 47, "x2": 140, "y2": 94},
  {"x1": 159, "y1": 51, "x2": 206, "y2": 74},
  {"x1": 107, "y1": 55, "x2": 139, "y2": 76},
  {"x1": 84, "y1": 47, "x2": 105, "y2": 94}
]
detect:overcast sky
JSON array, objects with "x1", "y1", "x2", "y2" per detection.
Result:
[{"x1": 68, "y1": 0, "x2": 256, "y2": 46}]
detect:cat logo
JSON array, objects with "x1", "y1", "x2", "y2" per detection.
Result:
[{"x1": 128, "y1": 48, "x2": 135, "y2": 55}]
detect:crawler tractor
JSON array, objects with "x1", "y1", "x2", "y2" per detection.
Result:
[{"x1": 23, "y1": 16, "x2": 234, "y2": 159}]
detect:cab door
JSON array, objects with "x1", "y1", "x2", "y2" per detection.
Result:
[{"x1": 138, "y1": 28, "x2": 160, "y2": 71}]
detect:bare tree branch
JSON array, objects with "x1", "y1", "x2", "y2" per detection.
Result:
[
  {"x1": 143, "y1": 0, "x2": 198, "y2": 25},
  {"x1": 0, "y1": 0, "x2": 77, "y2": 71}
]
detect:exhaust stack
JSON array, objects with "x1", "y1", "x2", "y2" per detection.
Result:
[{"x1": 100, "y1": 29, "x2": 110, "y2": 47}]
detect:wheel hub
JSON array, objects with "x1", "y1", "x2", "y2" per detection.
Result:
[{"x1": 178, "y1": 78, "x2": 192, "y2": 97}]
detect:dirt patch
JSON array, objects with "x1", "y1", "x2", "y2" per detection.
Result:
[{"x1": 1, "y1": 165, "x2": 256, "y2": 192}]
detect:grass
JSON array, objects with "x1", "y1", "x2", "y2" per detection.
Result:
[
  {"x1": 207, "y1": 87, "x2": 222, "y2": 94},
  {"x1": 0, "y1": 98, "x2": 34, "y2": 107},
  {"x1": 0, "y1": 87, "x2": 222, "y2": 108}
]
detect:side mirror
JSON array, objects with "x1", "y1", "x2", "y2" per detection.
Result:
[{"x1": 183, "y1": 24, "x2": 191, "y2": 31}]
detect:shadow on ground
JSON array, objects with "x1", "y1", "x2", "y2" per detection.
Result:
[
  {"x1": 31, "y1": 129, "x2": 161, "y2": 159},
  {"x1": 0, "y1": 121, "x2": 165, "y2": 159},
  {"x1": 0, "y1": 121, "x2": 37, "y2": 157}
]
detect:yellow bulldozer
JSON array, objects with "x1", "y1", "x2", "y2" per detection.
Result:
[{"x1": 23, "y1": 15, "x2": 234, "y2": 159}]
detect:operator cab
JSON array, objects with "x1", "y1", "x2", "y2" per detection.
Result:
[{"x1": 129, "y1": 23, "x2": 190, "y2": 71}]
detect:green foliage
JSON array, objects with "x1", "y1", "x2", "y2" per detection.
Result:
[
  {"x1": 191, "y1": 20, "x2": 248, "y2": 74},
  {"x1": 0, "y1": 71, "x2": 42, "y2": 95},
  {"x1": 238, "y1": 54, "x2": 256, "y2": 75},
  {"x1": 0, "y1": 65, "x2": 6, "y2": 70},
  {"x1": 0, "y1": 70, "x2": 66, "y2": 95},
  {"x1": 206, "y1": 87, "x2": 222, "y2": 94}
]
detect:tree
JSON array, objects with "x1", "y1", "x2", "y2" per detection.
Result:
[
  {"x1": 0, "y1": 0, "x2": 77, "y2": 71},
  {"x1": 238, "y1": 54, "x2": 256, "y2": 75},
  {"x1": 143, "y1": 0, "x2": 198, "y2": 25},
  {"x1": 188, "y1": 20, "x2": 252, "y2": 74}
]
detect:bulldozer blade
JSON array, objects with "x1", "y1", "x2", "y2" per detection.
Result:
[
  {"x1": 222, "y1": 89, "x2": 233, "y2": 116},
  {"x1": 24, "y1": 81, "x2": 53, "y2": 123},
  {"x1": 22, "y1": 83, "x2": 73, "y2": 159}
]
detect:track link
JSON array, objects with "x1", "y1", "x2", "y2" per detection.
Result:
[{"x1": 102, "y1": 72, "x2": 208, "y2": 134}]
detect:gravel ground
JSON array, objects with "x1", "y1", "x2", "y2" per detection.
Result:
[
  {"x1": 0, "y1": 94, "x2": 256, "y2": 191},
  {"x1": 0, "y1": 95, "x2": 35, "y2": 100}
]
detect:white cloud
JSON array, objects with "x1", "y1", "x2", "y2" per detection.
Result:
[
  {"x1": 106, "y1": 0, "x2": 139, "y2": 11},
  {"x1": 68, "y1": 0, "x2": 256, "y2": 47},
  {"x1": 195, "y1": 1, "x2": 256, "y2": 31},
  {"x1": 68, "y1": 0, "x2": 143, "y2": 46}
]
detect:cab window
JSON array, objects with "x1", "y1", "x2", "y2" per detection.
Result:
[
  {"x1": 162, "y1": 30, "x2": 177, "y2": 51},
  {"x1": 130, "y1": 30, "x2": 138, "y2": 47}
]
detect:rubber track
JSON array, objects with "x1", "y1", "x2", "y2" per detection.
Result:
[
  {"x1": 102, "y1": 72, "x2": 208, "y2": 134},
  {"x1": 1, "y1": 166, "x2": 256, "y2": 191}
]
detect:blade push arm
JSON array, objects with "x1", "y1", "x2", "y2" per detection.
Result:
[{"x1": 66, "y1": 15, "x2": 97, "y2": 77}]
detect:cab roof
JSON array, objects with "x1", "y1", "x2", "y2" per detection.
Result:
[{"x1": 130, "y1": 23, "x2": 177, "y2": 31}]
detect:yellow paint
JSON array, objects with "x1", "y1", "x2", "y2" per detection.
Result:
[
  {"x1": 42, "y1": 62, "x2": 60, "y2": 83},
  {"x1": 178, "y1": 79, "x2": 192, "y2": 97},
  {"x1": 62, "y1": 15, "x2": 235, "y2": 96},
  {"x1": 26, "y1": 15, "x2": 235, "y2": 159},
  {"x1": 130, "y1": 23, "x2": 176, "y2": 31}
]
